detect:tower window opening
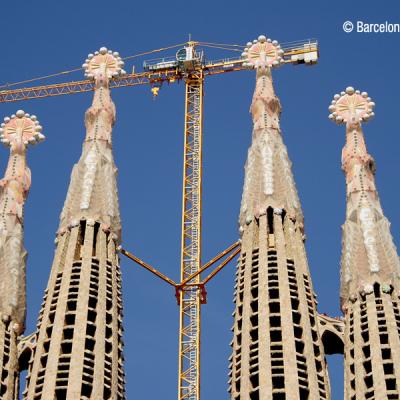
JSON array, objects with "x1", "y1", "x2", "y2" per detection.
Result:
[
  {"x1": 364, "y1": 374, "x2": 373, "y2": 389},
  {"x1": 384, "y1": 363, "x2": 394, "y2": 375},
  {"x1": 311, "y1": 330, "x2": 318, "y2": 342},
  {"x1": 272, "y1": 375, "x2": 284, "y2": 389},
  {"x1": 105, "y1": 340, "x2": 112, "y2": 354},
  {"x1": 63, "y1": 328, "x2": 74, "y2": 340},
  {"x1": 236, "y1": 333, "x2": 242, "y2": 346},
  {"x1": 295, "y1": 340, "x2": 305, "y2": 353},
  {"x1": 61, "y1": 342, "x2": 72, "y2": 355},
  {"x1": 299, "y1": 386, "x2": 310, "y2": 400},
  {"x1": 250, "y1": 301, "x2": 258, "y2": 313},
  {"x1": 238, "y1": 305, "x2": 243, "y2": 317},
  {"x1": 313, "y1": 344, "x2": 321, "y2": 358},
  {"x1": 249, "y1": 342, "x2": 258, "y2": 353},
  {"x1": 267, "y1": 207, "x2": 274, "y2": 234},
  {"x1": 87, "y1": 310, "x2": 97, "y2": 323},
  {"x1": 374, "y1": 282, "x2": 381, "y2": 298},
  {"x1": 382, "y1": 348, "x2": 392, "y2": 360},
  {"x1": 270, "y1": 330, "x2": 282, "y2": 342},
  {"x1": 103, "y1": 386, "x2": 111, "y2": 399},
  {"x1": 81, "y1": 383, "x2": 92, "y2": 398},
  {"x1": 250, "y1": 328, "x2": 258, "y2": 341},
  {"x1": 250, "y1": 389, "x2": 259, "y2": 399},
  {"x1": 88, "y1": 296, "x2": 98, "y2": 309},
  {"x1": 85, "y1": 338, "x2": 95, "y2": 351},
  {"x1": 55, "y1": 388, "x2": 67, "y2": 399},
  {"x1": 64, "y1": 314, "x2": 75, "y2": 326},
  {"x1": 250, "y1": 314, "x2": 258, "y2": 327},
  {"x1": 67, "y1": 300, "x2": 77, "y2": 312},
  {"x1": 351, "y1": 378, "x2": 355, "y2": 389},
  {"x1": 363, "y1": 360, "x2": 372, "y2": 374},
  {"x1": 292, "y1": 311, "x2": 301, "y2": 324},
  {"x1": 362, "y1": 346, "x2": 370, "y2": 359},
  {"x1": 40, "y1": 355, "x2": 48, "y2": 369},
  {"x1": 270, "y1": 316, "x2": 281, "y2": 327},
  {"x1": 269, "y1": 302, "x2": 280, "y2": 313},
  {"x1": 386, "y1": 379, "x2": 397, "y2": 390},
  {"x1": 269, "y1": 289, "x2": 279, "y2": 300},
  {"x1": 86, "y1": 324, "x2": 96, "y2": 337},
  {"x1": 92, "y1": 222, "x2": 100, "y2": 256},
  {"x1": 294, "y1": 326, "x2": 303, "y2": 339},
  {"x1": 380, "y1": 334, "x2": 389, "y2": 345}
]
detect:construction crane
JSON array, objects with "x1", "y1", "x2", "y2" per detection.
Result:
[{"x1": 0, "y1": 37, "x2": 319, "y2": 400}]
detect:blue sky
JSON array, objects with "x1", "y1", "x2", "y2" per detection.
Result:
[{"x1": 2, "y1": 1, "x2": 400, "y2": 398}]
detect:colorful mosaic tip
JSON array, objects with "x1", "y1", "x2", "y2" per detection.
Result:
[
  {"x1": 329, "y1": 87, "x2": 375, "y2": 124},
  {"x1": 82, "y1": 47, "x2": 126, "y2": 80},
  {"x1": 241, "y1": 35, "x2": 284, "y2": 69},
  {"x1": 0, "y1": 110, "x2": 45, "y2": 148}
]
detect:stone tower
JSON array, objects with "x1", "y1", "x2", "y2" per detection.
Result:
[
  {"x1": 24, "y1": 47, "x2": 126, "y2": 400},
  {"x1": 0, "y1": 110, "x2": 44, "y2": 400},
  {"x1": 229, "y1": 36, "x2": 330, "y2": 400},
  {"x1": 330, "y1": 87, "x2": 400, "y2": 399}
]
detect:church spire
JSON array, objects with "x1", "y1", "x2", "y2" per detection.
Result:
[
  {"x1": 329, "y1": 86, "x2": 400, "y2": 309},
  {"x1": 0, "y1": 110, "x2": 44, "y2": 400},
  {"x1": 24, "y1": 48, "x2": 126, "y2": 400},
  {"x1": 239, "y1": 35, "x2": 303, "y2": 233},
  {"x1": 58, "y1": 46, "x2": 126, "y2": 241},
  {"x1": 230, "y1": 36, "x2": 330, "y2": 400},
  {"x1": 331, "y1": 87, "x2": 400, "y2": 400}
]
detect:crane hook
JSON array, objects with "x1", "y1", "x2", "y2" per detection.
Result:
[{"x1": 151, "y1": 86, "x2": 160, "y2": 98}]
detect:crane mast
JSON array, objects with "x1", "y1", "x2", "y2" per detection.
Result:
[{"x1": 178, "y1": 42, "x2": 204, "y2": 400}]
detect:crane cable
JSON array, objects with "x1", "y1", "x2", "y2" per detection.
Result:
[
  {"x1": 121, "y1": 42, "x2": 186, "y2": 60},
  {"x1": 0, "y1": 42, "x2": 187, "y2": 90},
  {"x1": 197, "y1": 41, "x2": 243, "y2": 48},
  {"x1": 198, "y1": 44, "x2": 243, "y2": 52},
  {"x1": 0, "y1": 41, "x2": 243, "y2": 90}
]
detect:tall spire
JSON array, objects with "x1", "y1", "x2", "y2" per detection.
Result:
[
  {"x1": 58, "y1": 46, "x2": 126, "y2": 240},
  {"x1": 329, "y1": 87, "x2": 400, "y2": 309},
  {"x1": 230, "y1": 35, "x2": 330, "y2": 400},
  {"x1": 331, "y1": 87, "x2": 400, "y2": 399},
  {"x1": 0, "y1": 110, "x2": 44, "y2": 400},
  {"x1": 25, "y1": 48, "x2": 126, "y2": 400},
  {"x1": 239, "y1": 36, "x2": 302, "y2": 233}
]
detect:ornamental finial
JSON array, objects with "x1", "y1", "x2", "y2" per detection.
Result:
[
  {"x1": 0, "y1": 110, "x2": 45, "y2": 148},
  {"x1": 82, "y1": 47, "x2": 126, "y2": 81},
  {"x1": 241, "y1": 35, "x2": 284, "y2": 69},
  {"x1": 328, "y1": 86, "x2": 375, "y2": 124}
]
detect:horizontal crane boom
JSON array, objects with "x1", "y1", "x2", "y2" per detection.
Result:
[{"x1": 0, "y1": 39, "x2": 318, "y2": 103}]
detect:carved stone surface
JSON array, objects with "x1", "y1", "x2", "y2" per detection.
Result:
[
  {"x1": 24, "y1": 48, "x2": 125, "y2": 400},
  {"x1": 231, "y1": 36, "x2": 330, "y2": 400},
  {"x1": 239, "y1": 37, "x2": 302, "y2": 232},
  {"x1": 58, "y1": 48, "x2": 124, "y2": 242},
  {"x1": 0, "y1": 110, "x2": 44, "y2": 400},
  {"x1": 332, "y1": 88, "x2": 400, "y2": 399},
  {"x1": 330, "y1": 88, "x2": 400, "y2": 307}
]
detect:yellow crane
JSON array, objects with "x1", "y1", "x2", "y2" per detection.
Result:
[{"x1": 0, "y1": 37, "x2": 319, "y2": 400}]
